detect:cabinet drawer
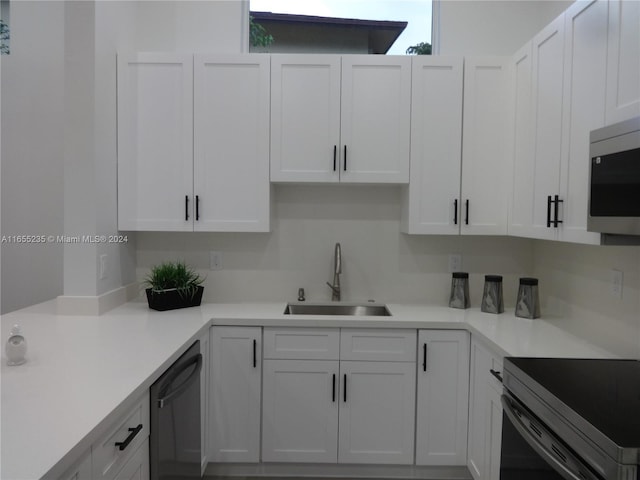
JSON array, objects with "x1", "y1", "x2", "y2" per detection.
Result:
[
  {"x1": 92, "y1": 391, "x2": 150, "y2": 480},
  {"x1": 263, "y1": 328, "x2": 340, "y2": 360},
  {"x1": 340, "y1": 329, "x2": 417, "y2": 362}
]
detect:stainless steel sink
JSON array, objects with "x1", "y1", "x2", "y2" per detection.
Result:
[{"x1": 283, "y1": 303, "x2": 391, "y2": 316}]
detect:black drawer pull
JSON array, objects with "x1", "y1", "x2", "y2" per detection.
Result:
[
  {"x1": 489, "y1": 369, "x2": 503, "y2": 383},
  {"x1": 423, "y1": 343, "x2": 427, "y2": 372},
  {"x1": 454, "y1": 199, "x2": 458, "y2": 225},
  {"x1": 253, "y1": 339, "x2": 257, "y2": 368},
  {"x1": 332, "y1": 374, "x2": 336, "y2": 402},
  {"x1": 547, "y1": 195, "x2": 552, "y2": 228},
  {"x1": 333, "y1": 145, "x2": 337, "y2": 171},
  {"x1": 185, "y1": 195, "x2": 189, "y2": 221},
  {"x1": 195, "y1": 195, "x2": 200, "y2": 221},
  {"x1": 343, "y1": 374, "x2": 347, "y2": 402},
  {"x1": 343, "y1": 145, "x2": 347, "y2": 171},
  {"x1": 115, "y1": 424, "x2": 143, "y2": 451},
  {"x1": 553, "y1": 195, "x2": 563, "y2": 227},
  {"x1": 465, "y1": 199, "x2": 469, "y2": 225}
]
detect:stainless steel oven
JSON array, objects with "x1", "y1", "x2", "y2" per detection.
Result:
[{"x1": 500, "y1": 358, "x2": 640, "y2": 480}]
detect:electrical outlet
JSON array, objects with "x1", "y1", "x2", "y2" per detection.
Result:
[
  {"x1": 99, "y1": 254, "x2": 108, "y2": 280},
  {"x1": 210, "y1": 251, "x2": 223, "y2": 271},
  {"x1": 449, "y1": 254, "x2": 462, "y2": 273},
  {"x1": 610, "y1": 269, "x2": 623, "y2": 299}
]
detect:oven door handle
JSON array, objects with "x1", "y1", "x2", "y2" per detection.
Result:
[
  {"x1": 157, "y1": 354, "x2": 202, "y2": 409},
  {"x1": 501, "y1": 395, "x2": 598, "y2": 480}
]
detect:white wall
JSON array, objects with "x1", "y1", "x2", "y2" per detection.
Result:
[
  {"x1": 1, "y1": 1, "x2": 65, "y2": 313},
  {"x1": 533, "y1": 241, "x2": 640, "y2": 358},
  {"x1": 435, "y1": 0, "x2": 573, "y2": 55},
  {"x1": 1, "y1": 0, "x2": 247, "y2": 313},
  {"x1": 136, "y1": 186, "x2": 534, "y2": 306}
]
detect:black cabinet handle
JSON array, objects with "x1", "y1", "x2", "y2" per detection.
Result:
[
  {"x1": 423, "y1": 343, "x2": 427, "y2": 372},
  {"x1": 333, "y1": 145, "x2": 337, "y2": 171},
  {"x1": 547, "y1": 195, "x2": 552, "y2": 228},
  {"x1": 489, "y1": 369, "x2": 503, "y2": 383},
  {"x1": 252, "y1": 339, "x2": 257, "y2": 368},
  {"x1": 115, "y1": 424, "x2": 143, "y2": 451},
  {"x1": 343, "y1": 145, "x2": 347, "y2": 171},
  {"x1": 465, "y1": 199, "x2": 469, "y2": 225},
  {"x1": 343, "y1": 374, "x2": 347, "y2": 402},
  {"x1": 185, "y1": 195, "x2": 189, "y2": 221},
  {"x1": 195, "y1": 195, "x2": 200, "y2": 221},
  {"x1": 553, "y1": 195, "x2": 563, "y2": 227},
  {"x1": 332, "y1": 374, "x2": 336, "y2": 402},
  {"x1": 454, "y1": 199, "x2": 458, "y2": 225}
]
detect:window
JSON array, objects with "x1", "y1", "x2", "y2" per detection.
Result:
[{"x1": 249, "y1": 0, "x2": 432, "y2": 55}]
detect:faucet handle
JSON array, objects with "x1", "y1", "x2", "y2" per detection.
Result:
[{"x1": 298, "y1": 288, "x2": 306, "y2": 302}]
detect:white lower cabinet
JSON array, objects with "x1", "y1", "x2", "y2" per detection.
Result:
[
  {"x1": 58, "y1": 450, "x2": 92, "y2": 480},
  {"x1": 415, "y1": 330, "x2": 470, "y2": 466},
  {"x1": 261, "y1": 328, "x2": 416, "y2": 465},
  {"x1": 58, "y1": 392, "x2": 150, "y2": 480},
  {"x1": 338, "y1": 360, "x2": 416, "y2": 464},
  {"x1": 209, "y1": 326, "x2": 262, "y2": 463},
  {"x1": 113, "y1": 440, "x2": 150, "y2": 480},
  {"x1": 262, "y1": 359, "x2": 339, "y2": 462},
  {"x1": 467, "y1": 338, "x2": 503, "y2": 480}
]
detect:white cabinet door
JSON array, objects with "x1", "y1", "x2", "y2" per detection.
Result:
[
  {"x1": 340, "y1": 56, "x2": 411, "y2": 184},
  {"x1": 460, "y1": 57, "x2": 510, "y2": 235},
  {"x1": 606, "y1": 0, "x2": 640, "y2": 124},
  {"x1": 58, "y1": 450, "x2": 92, "y2": 480},
  {"x1": 402, "y1": 56, "x2": 463, "y2": 234},
  {"x1": 338, "y1": 361, "x2": 416, "y2": 465},
  {"x1": 270, "y1": 55, "x2": 341, "y2": 183},
  {"x1": 194, "y1": 55, "x2": 270, "y2": 232},
  {"x1": 508, "y1": 42, "x2": 535, "y2": 238},
  {"x1": 209, "y1": 327, "x2": 261, "y2": 463},
  {"x1": 529, "y1": 15, "x2": 565, "y2": 240},
  {"x1": 415, "y1": 330, "x2": 470, "y2": 466},
  {"x1": 117, "y1": 53, "x2": 194, "y2": 231},
  {"x1": 558, "y1": 0, "x2": 609, "y2": 245},
  {"x1": 113, "y1": 440, "x2": 149, "y2": 480},
  {"x1": 467, "y1": 338, "x2": 503, "y2": 480},
  {"x1": 262, "y1": 359, "x2": 339, "y2": 463}
]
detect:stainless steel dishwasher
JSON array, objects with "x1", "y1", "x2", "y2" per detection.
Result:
[{"x1": 150, "y1": 340, "x2": 202, "y2": 480}]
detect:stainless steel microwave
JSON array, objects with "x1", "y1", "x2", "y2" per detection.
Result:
[{"x1": 588, "y1": 115, "x2": 640, "y2": 236}]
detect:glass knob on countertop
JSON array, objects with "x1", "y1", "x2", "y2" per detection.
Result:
[{"x1": 6, "y1": 324, "x2": 27, "y2": 366}]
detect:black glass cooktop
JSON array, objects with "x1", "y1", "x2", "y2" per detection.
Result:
[{"x1": 506, "y1": 357, "x2": 640, "y2": 448}]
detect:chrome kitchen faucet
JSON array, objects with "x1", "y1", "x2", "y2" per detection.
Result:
[{"x1": 326, "y1": 242, "x2": 341, "y2": 301}]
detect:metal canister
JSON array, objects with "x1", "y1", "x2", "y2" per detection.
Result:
[
  {"x1": 481, "y1": 275, "x2": 504, "y2": 314},
  {"x1": 515, "y1": 277, "x2": 540, "y2": 319},
  {"x1": 449, "y1": 272, "x2": 470, "y2": 309}
]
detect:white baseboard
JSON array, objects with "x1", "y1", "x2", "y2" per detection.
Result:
[
  {"x1": 57, "y1": 282, "x2": 139, "y2": 316},
  {"x1": 204, "y1": 462, "x2": 471, "y2": 479}
]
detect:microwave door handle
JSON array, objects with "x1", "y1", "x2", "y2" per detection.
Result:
[
  {"x1": 501, "y1": 395, "x2": 597, "y2": 480},
  {"x1": 157, "y1": 354, "x2": 203, "y2": 409}
]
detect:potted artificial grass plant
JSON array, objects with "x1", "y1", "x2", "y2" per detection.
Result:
[{"x1": 144, "y1": 261, "x2": 204, "y2": 311}]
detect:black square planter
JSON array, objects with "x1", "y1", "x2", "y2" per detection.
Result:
[{"x1": 145, "y1": 286, "x2": 204, "y2": 311}]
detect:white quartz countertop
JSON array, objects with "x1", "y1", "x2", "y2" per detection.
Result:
[{"x1": 1, "y1": 300, "x2": 615, "y2": 479}]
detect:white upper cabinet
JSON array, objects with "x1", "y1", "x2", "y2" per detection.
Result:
[
  {"x1": 529, "y1": 15, "x2": 566, "y2": 241},
  {"x1": 606, "y1": 0, "x2": 640, "y2": 124},
  {"x1": 460, "y1": 57, "x2": 511, "y2": 235},
  {"x1": 194, "y1": 55, "x2": 270, "y2": 232},
  {"x1": 340, "y1": 56, "x2": 411, "y2": 183},
  {"x1": 117, "y1": 53, "x2": 194, "y2": 231},
  {"x1": 118, "y1": 54, "x2": 270, "y2": 232},
  {"x1": 270, "y1": 55, "x2": 341, "y2": 183},
  {"x1": 401, "y1": 56, "x2": 463, "y2": 235},
  {"x1": 509, "y1": 1, "x2": 609, "y2": 245},
  {"x1": 558, "y1": 0, "x2": 608, "y2": 244},
  {"x1": 508, "y1": 42, "x2": 535, "y2": 238},
  {"x1": 270, "y1": 55, "x2": 411, "y2": 184}
]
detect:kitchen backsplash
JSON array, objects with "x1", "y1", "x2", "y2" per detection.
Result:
[
  {"x1": 534, "y1": 241, "x2": 640, "y2": 358},
  {"x1": 136, "y1": 185, "x2": 533, "y2": 306}
]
